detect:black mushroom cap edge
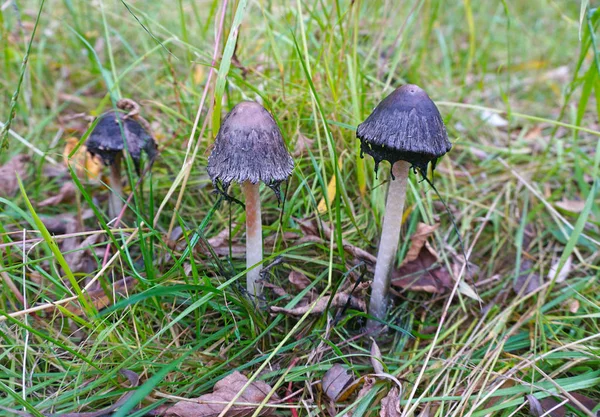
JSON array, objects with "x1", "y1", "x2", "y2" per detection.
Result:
[
  {"x1": 356, "y1": 84, "x2": 452, "y2": 179},
  {"x1": 207, "y1": 101, "x2": 295, "y2": 202}
]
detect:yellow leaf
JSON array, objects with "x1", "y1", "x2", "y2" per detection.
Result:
[
  {"x1": 63, "y1": 137, "x2": 102, "y2": 181},
  {"x1": 318, "y1": 155, "x2": 343, "y2": 214}
]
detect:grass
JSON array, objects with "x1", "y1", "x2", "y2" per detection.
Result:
[{"x1": 1, "y1": 0, "x2": 599, "y2": 416}]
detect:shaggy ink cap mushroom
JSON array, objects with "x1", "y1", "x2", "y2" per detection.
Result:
[
  {"x1": 207, "y1": 101, "x2": 294, "y2": 201},
  {"x1": 357, "y1": 84, "x2": 451, "y2": 177},
  {"x1": 86, "y1": 111, "x2": 157, "y2": 174}
]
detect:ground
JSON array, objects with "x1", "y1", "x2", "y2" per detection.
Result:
[{"x1": 0, "y1": 1, "x2": 599, "y2": 416}]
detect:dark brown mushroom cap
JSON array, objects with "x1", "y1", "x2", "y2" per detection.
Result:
[
  {"x1": 207, "y1": 101, "x2": 294, "y2": 196},
  {"x1": 357, "y1": 84, "x2": 451, "y2": 175},
  {"x1": 86, "y1": 111, "x2": 157, "y2": 172}
]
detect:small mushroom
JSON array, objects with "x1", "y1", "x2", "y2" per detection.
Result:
[
  {"x1": 86, "y1": 99, "x2": 157, "y2": 219},
  {"x1": 208, "y1": 101, "x2": 294, "y2": 299},
  {"x1": 357, "y1": 84, "x2": 451, "y2": 331}
]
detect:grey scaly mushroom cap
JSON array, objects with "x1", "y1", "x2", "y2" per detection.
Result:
[
  {"x1": 357, "y1": 84, "x2": 451, "y2": 177},
  {"x1": 207, "y1": 101, "x2": 294, "y2": 199},
  {"x1": 86, "y1": 111, "x2": 157, "y2": 173}
]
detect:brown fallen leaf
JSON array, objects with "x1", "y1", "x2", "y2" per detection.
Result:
[
  {"x1": 526, "y1": 392, "x2": 599, "y2": 417},
  {"x1": 292, "y1": 132, "x2": 314, "y2": 157},
  {"x1": 322, "y1": 364, "x2": 355, "y2": 402},
  {"x1": 63, "y1": 137, "x2": 102, "y2": 181},
  {"x1": 288, "y1": 270, "x2": 311, "y2": 290},
  {"x1": 64, "y1": 232, "x2": 104, "y2": 275},
  {"x1": 269, "y1": 283, "x2": 369, "y2": 317},
  {"x1": 0, "y1": 154, "x2": 30, "y2": 197},
  {"x1": 379, "y1": 387, "x2": 401, "y2": 417},
  {"x1": 38, "y1": 182, "x2": 77, "y2": 207},
  {"x1": 159, "y1": 371, "x2": 278, "y2": 417},
  {"x1": 63, "y1": 276, "x2": 137, "y2": 316},
  {"x1": 391, "y1": 223, "x2": 452, "y2": 293},
  {"x1": 370, "y1": 339, "x2": 384, "y2": 375},
  {"x1": 555, "y1": 199, "x2": 586, "y2": 213}
]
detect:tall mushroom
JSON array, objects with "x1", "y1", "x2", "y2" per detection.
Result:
[
  {"x1": 208, "y1": 101, "x2": 294, "y2": 299},
  {"x1": 86, "y1": 99, "x2": 157, "y2": 219},
  {"x1": 357, "y1": 84, "x2": 452, "y2": 331}
]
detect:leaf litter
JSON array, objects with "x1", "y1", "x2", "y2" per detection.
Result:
[
  {"x1": 0, "y1": 154, "x2": 30, "y2": 197},
  {"x1": 156, "y1": 371, "x2": 279, "y2": 417},
  {"x1": 390, "y1": 223, "x2": 452, "y2": 294}
]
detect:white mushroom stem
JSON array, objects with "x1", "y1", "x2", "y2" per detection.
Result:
[
  {"x1": 242, "y1": 181, "x2": 263, "y2": 299},
  {"x1": 368, "y1": 160, "x2": 411, "y2": 332},
  {"x1": 108, "y1": 152, "x2": 124, "y2": 220}
]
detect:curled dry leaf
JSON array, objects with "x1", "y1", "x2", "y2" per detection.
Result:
[
  {"x1": 292, "y1": 132, "x2": 314, "y2": 157},
  {"x1": 160, "y1": 371, "x2": 278, "y2": 417},
  {"x1": 322, "y1": 364, "x2": 356, "y2": 402},
  {"x1": 0, "y1": 154, "x2": 29, "y2": 197},
  {"x1": 555, "y1": 199, "x2": 586, "y2": 213},
  {"x1": 391, "y1": 223, "x2": 452, "y2": 294},
  {"x1": 379, "y1": 387, "x2": 401, "y2": 417},
  {"x1": 270, "y1": 283, "x2": 368, "y2": 317},
  {"x1": 288, "y1": 270, "x2": 311, "y2": 290},
  {"x1": 547, "y1": 255, "x2": 572, "y2": 283},
  {"x1": 370, "y1": 339, "x2": 384, "y2": 374},
  {"x1": 38, "y1": 181, "x2": 77, "y2": 207},
  {"x1": 526, "y1": 392, "x2": 600, "y2": 417}
]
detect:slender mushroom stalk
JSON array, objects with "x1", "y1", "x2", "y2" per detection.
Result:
[
  {"x1": 368, "y1": 160, "x2": 410, "y2": 327},
  {"x1": 85, "y1": 99, "x2": 157, "y2": 220},
  {"x1": 208, "y1": 101, "x2": 294, "y2": 300},
  {"x1": 108, "y1": 152, "x2": 124, "y2": 219},
  {"x1": 357, "y1": 84, "x2": 452, "y2": 332},
  {"x1": 243, "y1": 180, "x2": 263, "y2": 296}
]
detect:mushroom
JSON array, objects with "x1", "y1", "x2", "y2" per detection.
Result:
[
  {"x1": 86, "y1": 99, "x2": 157, "y2": 219},
  {"x1": 208, "y1": 101, "x2": 294, "y2": 299},
  {"x1": 357, "y1": 84, "x2": 452, "y2": 331}
]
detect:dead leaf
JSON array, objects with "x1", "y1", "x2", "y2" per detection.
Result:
[
  {"x1": 63, "y1": 277, "x2": 137, "y2": 316},
  {"x1": 391, "y1": 223, "x2": 452, "y2": 293},
  {"x1": 288, "y1": 271, "x2": 311, "y2": 290},
  {"x1": 548, "y1": 256, "x2": 572, "y2": 283},
  {"x1": 555, "y1": 199, "x2": 586, "y2": 213},
  {"x1": 292, "y1": 133, "x2": 314, "y2": 157},
  {"x1": 270, "y1": 283, "x2": 368, "y2": 317},
  {"x1": 317, "y1": 155, "x2": 343, "y2": 214},
  {"x1": 354, "y1": 376, "x2": 376, "y2": 401},
  {"x1": 379, "y1": 387, "x2": 401, "y2": 417},
  {"x1": 39, "y1": 182, "x2": 77, "y2": 207},
  {"x1": 480, "y1": 110, "x2": 509, "y2": 127},
  {"x1": 568, "y1": 299, "x2": 580, "y2": 313},
  {"x1": 526, "y1": 392, "x2": 599, "y2": 417},
  {"x1": 0, "y1": 154, "x2": 30, "y2": 197},
  {"x1": 404, "y1": 223, "x2": 439, "y2": 262},
  {"x1": 64, "y1": 232, "x2": 104, "y2": 275},
  {"x1": 370, "y1": 339, "x2": 384, "y2": 374},
  {"x1": 322, "y1": 364, "x2": 355, "y2": 402},
  {"x1": 524, "y1": 125, "x2": 544, "y2": 140},
  {"x1": 63, "y1": 137, "x2": 102, "y2": 181},
  {"x1": 161, "y1": 371, "x2": 278, "y2": 417},
  {"x1": 262, "y1": 281, "x2": 288, "y2": 298},
  {"x1": 513, "y1": 259, "x2": 541, "y2": 295}
]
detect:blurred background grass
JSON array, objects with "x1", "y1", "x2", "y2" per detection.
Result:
[{"x1": 0, "y1": 1, "x2": 599, "y2": 416}]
